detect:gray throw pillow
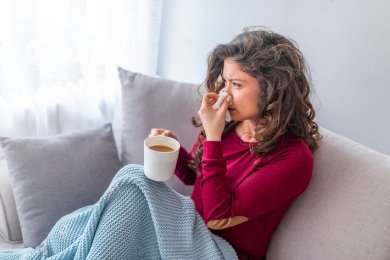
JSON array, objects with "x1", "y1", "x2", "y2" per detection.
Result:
[
  {"x1": 0, "y1": 123, "x2": 122, "y2": 248},
  {"x1": 118, "y1": 68, "x2": 200, "y2": 195},
  {"x1": 118, "y1": 67, "x2": 201, "y2": 164}
]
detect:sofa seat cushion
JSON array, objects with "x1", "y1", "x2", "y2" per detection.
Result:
[
  {"x1": 0, "y1": 235, "x2": 23, "y2": 250},
  {"x1": 0, "y1": 148, "x2": 22, "y2": 243},
  {"x1": 267, "y1": 127, "x2": 390, "y2": 259}
]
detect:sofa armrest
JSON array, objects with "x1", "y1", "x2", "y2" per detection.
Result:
[
  {"x1": 267, "y1": 127, "x2": 390, "y2": 259},
  {"x1": 0, "y1": 147, "x2": 22, "y2": 243}
]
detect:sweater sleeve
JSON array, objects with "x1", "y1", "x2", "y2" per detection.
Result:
[
  {"x1": 200, "y1": 140, "x2": 313, "y2": 230},
  {"x1": 174, "y1": 138, "x2": 202, "y2": 185}
]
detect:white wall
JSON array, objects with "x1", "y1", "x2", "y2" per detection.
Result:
[{"x1": 157, "y1": 0, "x2": 390, "y2": 155}]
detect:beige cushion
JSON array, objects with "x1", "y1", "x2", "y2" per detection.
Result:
[
  {"x1": 267, "y1": 128, "x2": 390, "y2": 259},
  {"x1": 0, "y1": 146, "x2": 22, "y2": 243}
]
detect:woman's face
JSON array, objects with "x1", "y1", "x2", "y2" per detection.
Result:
[{"x1": 222, "y1": 58, "x2": 260, "y2": 122}]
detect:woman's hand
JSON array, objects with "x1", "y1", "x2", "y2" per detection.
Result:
[
  {"x1": 149, "y1": 128, "x2": 178, "y2": 140},
  {"x1": 198, "y1": 92, "x2": 231, "y2": 141}
]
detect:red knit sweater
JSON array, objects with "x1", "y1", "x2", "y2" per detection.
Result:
[{"x1": 175, "y1": 129, "x2": 313, "y2": 259}]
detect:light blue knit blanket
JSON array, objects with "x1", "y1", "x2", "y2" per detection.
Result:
[{"x1": 0, "y1": 164, "x2": 237, "y2": 260}]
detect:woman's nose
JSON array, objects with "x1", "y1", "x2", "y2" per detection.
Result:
[{"x1": 224, "y1": 83, "x2": 232, "y2": 95}]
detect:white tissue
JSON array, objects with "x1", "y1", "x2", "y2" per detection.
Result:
[
  {"x1": 212, "y1": 88, "x2": 231, "y2": 122},
  {"x1": 212, "y1": 88, "x2": 228, "y2": 109},
  {"x1": 225, "y1": 110, "x2": 231, "y2": 122}
]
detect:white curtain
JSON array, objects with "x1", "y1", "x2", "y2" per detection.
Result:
[{"x1": 0, "y1": 0, "x2": 163, "y2": 137}]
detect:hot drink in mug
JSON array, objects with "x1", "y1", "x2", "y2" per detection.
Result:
[{"x1": 143, "y1": 136, "x2": 180, "y2": 181}]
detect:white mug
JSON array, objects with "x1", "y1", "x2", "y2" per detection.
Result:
[{"x1": 143, "y1": 135, "x2": 180, "y2": 181}]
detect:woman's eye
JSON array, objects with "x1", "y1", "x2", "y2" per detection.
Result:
[{"x1": 232, "y1": 82, "x2": 241, "y2": 88}]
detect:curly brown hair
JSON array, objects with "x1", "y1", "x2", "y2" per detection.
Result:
[{"x1": 189, "y1": 27, "x2": 321, "y2": 172}]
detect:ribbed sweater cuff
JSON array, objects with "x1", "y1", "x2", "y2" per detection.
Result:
[{"x1": 202, "y1": 141, "x2": 223, "y2": 160}]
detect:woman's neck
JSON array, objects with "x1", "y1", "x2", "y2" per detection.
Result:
[{"x1": 235, "y1": 120, "x2": 257, "y2": 142}]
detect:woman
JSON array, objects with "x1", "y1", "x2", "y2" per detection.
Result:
[
  {"x1": 1, "y1": 28, "x2": 321, "y2": 260},
  {"x1": 151, "y1": 27, "x2": 321, "y2": 259}
]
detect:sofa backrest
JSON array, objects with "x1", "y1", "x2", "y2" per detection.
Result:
[{"x1": 267, "y1": 127, "x2": 390, "y2": 259}]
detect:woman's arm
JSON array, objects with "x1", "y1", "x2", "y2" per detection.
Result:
[
  {"x1": 200, "y1": 140, "x2": 313, "y2": 230},
  {"x1": 174, "y1": 145, "x2": 197, "y2": 185}
]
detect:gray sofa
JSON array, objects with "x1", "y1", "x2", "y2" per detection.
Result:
[{"x1": 1, "y1": 69, "x2": 390, "y2": 259}]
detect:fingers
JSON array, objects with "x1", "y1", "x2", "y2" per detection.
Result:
[
  {"x1": 219, "y1": 95, "x2": 232, "y2": 112},
  {"x1": 149, "y1": 128, "x2": 165, "y2": 137},
  {"x1": 149, "y1": 128, "x2": 177, "y2": 140},
  {"x1": 198, "y1": 92, "x2": 231, "y2": 117},
  {"x1": 197, "y1": 93, "x2": 229, "y2": 141},
  {"x1": 200, "y1": 93, "x2": 219, "y2": 108}
]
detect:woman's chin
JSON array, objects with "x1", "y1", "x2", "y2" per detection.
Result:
[{"x1": 228, "y1": 111, "x2": 238, "y2": 121}]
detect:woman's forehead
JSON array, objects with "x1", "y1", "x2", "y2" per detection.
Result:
[{"x1": 222, "y1": 59, "x2": 253, "y2": 81}]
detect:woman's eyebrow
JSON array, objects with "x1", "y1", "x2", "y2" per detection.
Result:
[
  {"x1": 223, "y1": 77, "x2": 246, "y2": 83},
  {"x1": 221, "y1": 74, "x2": 244, "y2": 81}
]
